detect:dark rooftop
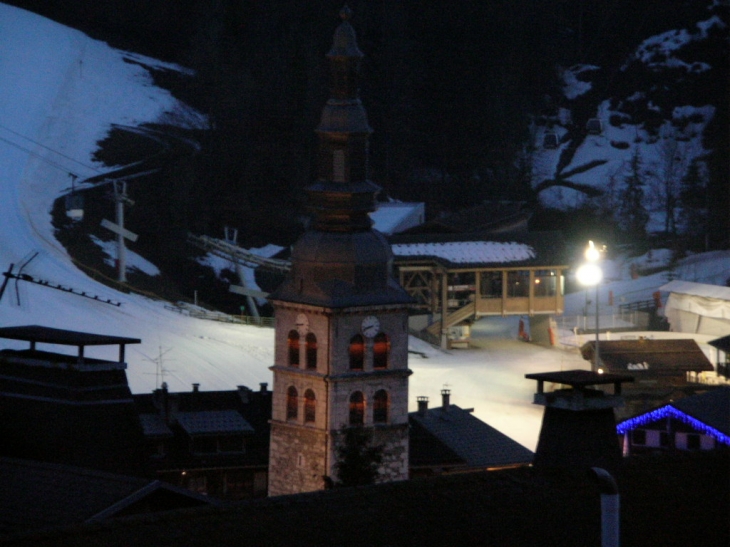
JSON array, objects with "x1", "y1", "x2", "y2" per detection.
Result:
[
  {"x1": 580, "y1": 339, "x2": 714, "y2": 374},
  {"x1": 409, "y1": 404, "x2": 533, "y2": 469},
  {"x1": 6, "y1": 451, "x2": 728, "y2": 547},
  {"x1": 525, "y1": 369, "x2": 634, "y2": 388},
  {"x1": 0, "y1": 325, "x2": 141, "y2": 347}
]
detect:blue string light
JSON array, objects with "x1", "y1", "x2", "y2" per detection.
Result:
[{"x1": 616, "y1": 405, "x2": 730, "y2": 446}]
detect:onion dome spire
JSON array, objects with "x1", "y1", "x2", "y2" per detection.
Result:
[{"x1": 306, "y1": 5, "x2": 378, "y2": 233}]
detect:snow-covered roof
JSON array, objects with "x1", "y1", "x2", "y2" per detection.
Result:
[
  {"x1": 370, "y1": 202, "x2": 424, "y2": 235},
  {"x1": 392, "y1": 241, "x2": 536, "y2": 265},
  {"x1": 659, "y1": 280, "x2": 730, "y2": 301}
]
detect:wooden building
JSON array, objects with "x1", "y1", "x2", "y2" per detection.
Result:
[{"x1": 390, "y1": 231, "x2": 568, "y2": 346}]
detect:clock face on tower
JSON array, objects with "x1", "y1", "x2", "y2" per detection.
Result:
[{"x1": 361, "y1": 316, "x2": 380, "y2": 338}]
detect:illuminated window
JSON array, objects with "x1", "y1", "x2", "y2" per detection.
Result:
[
  {"x1": 349, "y1": 334, "x2": 364, "y2": 370},
  {"x1": 507, "y1": 271, "x2": 530, "y2": 297},
  {"x1": 373, "y1": 333, "x2": 389, "y2": 369},
  {"x1": 304, "y1": 389, "x2": 316, "y2": 423},
  {"x1": 286, "y1": 386, "x2": 298, "y2": 421},
  {"x1": 349, "y1": 391, "x2": 365, "y2": 425},
  {"x1": 533, "y1": 270, "x2": 558, "y2": 297},
  {"x1": 305, "y1": 333, "x2": 317, "y2": 370},
  {"x1": 373, "y1": 390, "x2": 388, "y2": 423},
  {"x1": 288, "y1": 330, "x2": 300, "y2": 366}
]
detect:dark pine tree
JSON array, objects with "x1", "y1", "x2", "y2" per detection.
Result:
[
  {"x1": 333, "y1": 425, "x2": 384, "y2": 487},
  {"x1": 617, "y1": 149, "x2": 650, "y2": 243}
]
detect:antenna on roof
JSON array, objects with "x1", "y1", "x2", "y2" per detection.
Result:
[{"x1": 140, "y1": 345, "x2": 176, "y2": 389}]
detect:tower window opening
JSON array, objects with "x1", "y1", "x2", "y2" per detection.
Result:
[
  {"x1": 304, "y1": 389, "x2": 316, "y2": 423},
  {"x1": 333, "y1": 149, "x2": 345, "y2": 182},
  {"x1": 373, "y1": 390, "x2": 388, "y2": 423},
  {"x1": 349, "y1": 391, "x2": 365, "y2": 425},
  {"x1": 288, "y1": 330, "x2": 300, "y2": 366},
  {"x1": 373, "y1": 333, "x2": 390, "y2": 369},
  {"x1": 286, "y1": 386, "x2": 298, "y2": 421},
  {"x1": 305, "y1": 333, "x2": 318, "y2": 370},
  {"x1": 349, "y1": 334, "x2": 365, "y2": 370}
]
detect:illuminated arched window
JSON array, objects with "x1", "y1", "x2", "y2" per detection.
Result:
[
  {"x1": 286, "y1": 386, "x2": 298, "y2": 420},
  {"x1": 373, "y1": 333, "x2": 390, "y2": 369},
  {"x1": 349, "y1": 334, "x2": 364, "y2": 370},
  {"x1": 349, "y1": 391, "x2": 365, "y2": 425},
  {"x1": 304, "y1": 389, "x2": 316, "y2": 423},
  {"x1": 305, "y1": 333, "x2": 317, "y2": 370},
  {"x1": 288, "y1": 330, "x2": 300, "y2": 366},
  {"x1": 373, "y1": 390, "x2": 388, "y2": 423}
]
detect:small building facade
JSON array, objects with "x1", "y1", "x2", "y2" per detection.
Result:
[{"x1": 617, "y1": 387, "x2": 730, "y2": 456}]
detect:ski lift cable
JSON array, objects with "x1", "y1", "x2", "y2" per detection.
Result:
[
  {"x1": 0, "y1": 135, "x2": 88, "y2": 179},
  {"x1": 0, "y1": 122, "x2": 101, "y2": 173}
]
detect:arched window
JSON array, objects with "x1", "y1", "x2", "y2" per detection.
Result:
[
  {"x1": 304, "y1": 389, "x2": 316, "y2": 423},
  {"x1": 288, "y1": 330, "x2": 300, "y2": 366},
  {"x1": 373, "y1": 333, "x2": 390, "y2": 369},
  {"x1": 286, "y1": 386, "x2": 298, "y2": 420},
  {"x1": 349, "y1": 334, "x2": 364, "y2": 370},
  {"x1": 373, "y1": 390, "x2": 388, "y2": 423},
  {"x1": 349, "y1": 391, "x2": 365, "y2": 425},
  {"x1": 305, "y1": 333, "x2": 317, "y2": 370}
]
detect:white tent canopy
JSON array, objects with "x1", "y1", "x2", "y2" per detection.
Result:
[{"x1": 660, "y1": 281, "x2": 730, "y2": 336}]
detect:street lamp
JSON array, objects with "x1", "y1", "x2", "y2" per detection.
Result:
[{"x1": 576, "y1": 241, "x2": 604, "y2": 372}]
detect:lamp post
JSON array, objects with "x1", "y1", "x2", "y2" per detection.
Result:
[{"x1": 576, "y1": 241, "x2": 604, "y2": 372}]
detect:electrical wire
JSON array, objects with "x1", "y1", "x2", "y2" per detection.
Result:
[{"x1": 0, "y1": 122, "x2": 100, "y2": 173}]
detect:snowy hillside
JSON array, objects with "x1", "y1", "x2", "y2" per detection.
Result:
[
  {"x1": 0, "y1": 4, "x2": 727, "y2": 453},
  {"x1": 531, "y1": 4, "x2": 726, "y2": 234}
]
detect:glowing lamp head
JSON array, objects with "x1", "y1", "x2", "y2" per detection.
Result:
[
  {"x1": 576, "y1": 263, "x2": 603, "y2": 287},
  {"x1": 585, "y1": 240, "x2": 600, "y2": 262}
]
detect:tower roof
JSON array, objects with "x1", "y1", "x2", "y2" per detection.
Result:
[{"x1": 269, "y1": 7, "x2": 410, "y2": 308}]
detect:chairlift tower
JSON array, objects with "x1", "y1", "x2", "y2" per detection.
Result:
[{"x1": 101, "y1": 180, "x2": 137, "y2": 283}]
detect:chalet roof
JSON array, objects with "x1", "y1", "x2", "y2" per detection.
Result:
[
  {"x1": 389, "y1": 231, "x2": 568, "y2": 269},
  {"x1": 525, "y1": 369, "x2": 634, "y2": 388},
  {"x1": 0, "y1": 457, "x2": 215, "y2": 537},
  {"x1": 617, "y1": 387, "x2": 730, "y2": 441},
  {"x1": 409, "y1": 404, "x2": 533, "y2": 468},
  {"x1": 672, "y1": 386, "x2": 730, "y2": 437},
  {"x1": 176, "y1": 410, "x2": 254, "y2": 436},
  {"x1": 580, "y1": 339, "x2": 714, "y2": 374},
  {"x1": 708, "y1": 334, "x2": 730, "y2": 352},
  {"x1": 0, "y1": 325, "x2": 141, "y2": 347},
  {"x1": 138, "y1": 414, "x2": 173, "y2": 438}
]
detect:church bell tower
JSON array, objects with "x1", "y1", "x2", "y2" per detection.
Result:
[{"x1": 267, "y1": 6, "x2": 413, "y2": 496}]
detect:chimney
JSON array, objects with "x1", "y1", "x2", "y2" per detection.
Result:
[
  {"x1": 441, "y1": 388, "x2": 451, "y2": 410},
  {"x1": 192, "y1": 383, "x2": 200, "y2": 393},
  {"x1": 260, "y1": 382, "x2": 268, "y2": 393},
  {"x1": 417, "y1": 396, "x2": 429, "y2": 415},
  {"x1": 237, "y1": 385, "x2": 251, "y2": 403}
]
